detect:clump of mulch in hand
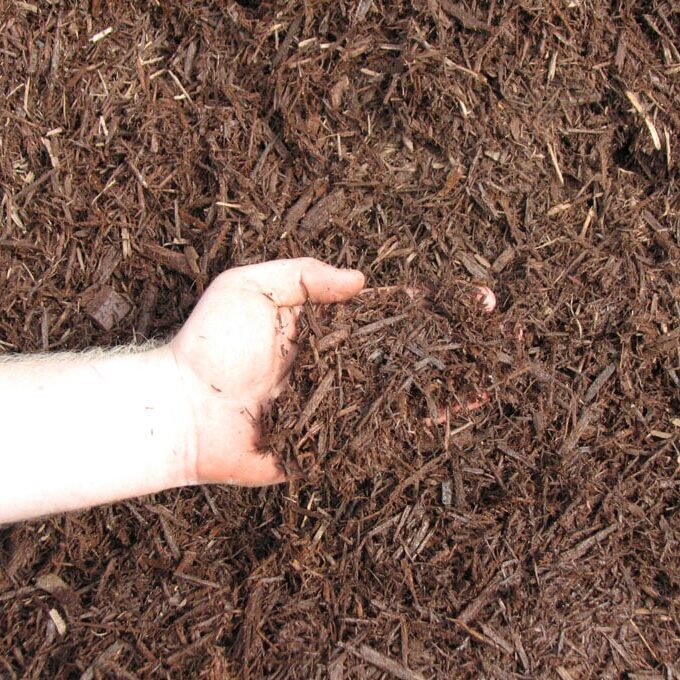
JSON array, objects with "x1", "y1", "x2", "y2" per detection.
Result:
[{"x1": 263, "y1": 277, "x2": 505, "y2": 489}]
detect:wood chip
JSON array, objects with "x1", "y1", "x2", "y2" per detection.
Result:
[
  {"x1": 557, "y1": 667, "x2": 578, "y2": 680},
  {"x1": 491, "y1": 246, "x2": 515, "y2": 273},
  {"x1": 437, "y1": 165, "x2": 464, "y2": 196},
  {"x1": 458, "y1": 570, "x2": 520, "y2": 624},
  {"x1": 546, "y1": 140, "x2": 564, "y2": 185},
  {"x1": 300, "y1": 189, "x2": 347, "y2": 235},
  {"x1": 284, "y1": 184, "x2": 320, "y2": 232},
  {"x1": 642, "y1": 209, "x2": 679, "y2": 256},
  {"x1": 649, "y1": 430, "x2": 672, "y2": 440},
  {"x1": 560, "y1": 523, "x2": 618, "y2": 563},
  {"x1": 560, "y1": 406, "x2": 595, "y2": 457},
  {"x1": 295, "y1": 369, "x2": 334, "y2": 433},
  {"x1": 135, "y1": 281, "x2": 158, "y2": 338},
  {"x1": 317, "y1": 328, "x2": 350, "y2": 352},
  {"x1": 80, "y1": 642, "x2": 126, "y2": 680},
  {"x1": 144, "y1": 242, "x2": 196, "y2": 277},
  {"x1": 36, "y1": 574, "x2": 69, "y2": 595},
  {"x1": 439, "y1": 0, "x2": 491, "y2": 31},
  {"x1": 329, "y1": 75, "x2": 350, "y2": 110},
  {"x1": 90, "y1": 27, "x2": 113, "y2": 43},
  {"x1": 456, "y1": 251, "x2": 489, "y2": 280},
  {"x1": 441, "y1": 480, "x2": 453, "y2": 506},
  {"x1": 584, "y1": 362, "x2": 617, "y2": 404},
  {"x1": 625, "y1": 90, "x2": 661, "y2": 150},
  {"x1": 15, "y1": 1, "x2": 39, "y2": 12},
  {"x1": 273, "y1": 14, "x2": 303, "y2": 68},
  {"x1": 159, "y1": 514, "x2": 181, "y2": 560},
  {"x1": 479, "y1": 623, "x2": 515, "y2": 655},
  {"x1": 353, "y1": 313, "x2": 408, "y2": 337},
  {"x1": 81, "y1": 285, "x2": 131, "y2": 331},
  {"x1": 48, "y1": 608, "x2": 67, "y2": 636},
  {"x1": 94, "y1": 245, "x2": 121, "y2": 284},
  {"x1": 343, "y1": 644, "x2": 425, "y2": 680}
]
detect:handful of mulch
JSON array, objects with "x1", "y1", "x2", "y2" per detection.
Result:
[{"x1": 262, "y1": 278, "x2": 502, "y2": 490}]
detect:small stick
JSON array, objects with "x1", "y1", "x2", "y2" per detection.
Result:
[
  {"x1": 294, "y1": 369, "x2": 334, "y2": 433},
  {"x1": 625, "y1": 90, "x2": 661, "y2": 150},
  {"x1": 90, "y1": 27, "x2": 113, "y2": 43},
  {"x1": 168, "y1": 70, "x2": 194, "y2": 105},
  {"x1": 546, "y1": 141, "x2": 565, "y2": 185},
  {"x1": 341, "y1": 643, "x2": 425, "y2": 680},
  {"x1": 560, "y1": 523, "x2": 618, "y2": 562},
  {"x1": 584, "y1": 362, "x2": 616, "y2": 404},
  {"x1": 360, "y1": 285, "x2": 422, "y2": 299},
  {"x1": 423, "y1": 392, "x2": 490, "y2": 426},
  {"x1": 352, "y1": 313, "x2": 408, "y2": 337}
]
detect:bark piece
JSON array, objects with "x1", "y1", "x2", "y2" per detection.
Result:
[
  {"x1": 301, "y1": 189, "x2": 347, "y2": 235},
  {"x1": 82, "y1": 285, "x2": 131, "y2": 330}
]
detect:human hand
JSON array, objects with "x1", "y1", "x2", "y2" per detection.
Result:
[{"x1": 168, "y1": 258, "x2": 365, "y2": 487}]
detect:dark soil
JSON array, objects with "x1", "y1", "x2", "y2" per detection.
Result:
[{"x1": 1, "y1": 1, "x2": 679, "y2": 678}]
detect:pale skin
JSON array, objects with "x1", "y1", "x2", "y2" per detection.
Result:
[{"x1": 0, "y1": 258, "x2": 365, "y2": 524}]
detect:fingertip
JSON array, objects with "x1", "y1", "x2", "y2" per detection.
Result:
[
  {"x1": 347, "y1": 268, "x2": 366, "y2": 292},
  {"x1": 238, "y1": 450, "x2": 287, "y2": 486},
  {"x1": 332, "y1": 267, "x2": 365, "y2": 299},
  {"x1": 264, "y1": 453, "x2": 287, "y2": 485},
  {"x1": 302, "y1": 260, "x2": 366, "y2": 303}
]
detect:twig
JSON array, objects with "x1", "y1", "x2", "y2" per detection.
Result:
[
  {"x1": 584, "y1": 362, "x2": 617, "y2": 404},
  {"x1": 439, "y1": 0, "x2": 492, "y2": 32},
  {"x1": 341, "y1": 643, "x2": 425, "y2": 680},
  {"x1": 560, "y1": 523, "x2": 618, "y2": 563},
  {"x1": 546, "y1": 140, "x2": 564, "y2": 186},
  {"x1": 295, "y1": 369, "x2": 334, "y2": 433},
  {"x1": 352, "y1": 313, "x2": 408, "y2": 337},
  {"x1": 625, "y1": 90, "x2": 661, "y2": 150},
  {"x1": 458, "y1": 570, "x2": 520, "y2": 624}
]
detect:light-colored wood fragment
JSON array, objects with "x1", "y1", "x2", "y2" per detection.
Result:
[
  {"x1": 15, "y1": 1, "x2": 38, "y2": 11},
  {"x1": 556, "y1": 667, "x2": 577, "y2": 680},
  {"x1": 329, "y1": 76, "x2": 350, "y2": 110},
  {"x1": 36, "y1": 574, "x2": 69, "y2": 594},
  {"x1": 625, "y1": 90, "x2": 661, "y2": 150},
  {"x1": 547, "y1": 141, "x2": 564, "y2": 185},
  {"x1": 49, "y1": 608, "x2": 66, "y2": 636},
  {"x1": 547, "y1": 51, "x2": 557, "y2": 82},
  {"x1": 90, "y1": 27, "x2": 113, "y2": 43},
  {"x1": 344, "y1": 644, "x2": 425, "y2": 680}
]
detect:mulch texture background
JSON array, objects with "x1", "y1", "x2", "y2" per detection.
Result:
[{"x1": 1, "y1": 0, "x2": 679, "y2": 677}]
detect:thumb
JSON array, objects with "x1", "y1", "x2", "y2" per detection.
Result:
[
  {"x1": 236, "y1": 450, "x2": 286, "y2": 487},
  {"x1": 227, "y1": 257, "x2": 365, "y2": 306},
  {"x1": 201, "y1": 448, "x2": 286, "y2": 486}
]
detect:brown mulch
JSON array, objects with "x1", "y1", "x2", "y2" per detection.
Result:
[{"x1": 1, "y1": 0, "x2": 679, "y2": 678}]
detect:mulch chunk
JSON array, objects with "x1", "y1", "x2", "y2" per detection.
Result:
[{"x1": 1, "y1": 1, "x2": 678, "y2": 678}]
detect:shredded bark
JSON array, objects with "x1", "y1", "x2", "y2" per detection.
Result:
[{"x1": 1, "y1": 0, "x2": 679, "y2": 677}]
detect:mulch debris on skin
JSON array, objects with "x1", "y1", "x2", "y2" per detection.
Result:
[{"x1": 1, "y1": 0, "x2": 679, "y2": 678}]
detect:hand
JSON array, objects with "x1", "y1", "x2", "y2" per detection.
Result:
[{"x1": 168, "y1": 258, "x2": 365, "y2": 487}]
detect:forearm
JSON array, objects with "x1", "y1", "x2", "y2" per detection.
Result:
[{"x1": 0, "y1": 345, "x2": 196, "y2": 523}]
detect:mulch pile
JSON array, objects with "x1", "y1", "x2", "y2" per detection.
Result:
[{"x1": 1, "y1": 0, "x2": 679, "y2": 677}]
